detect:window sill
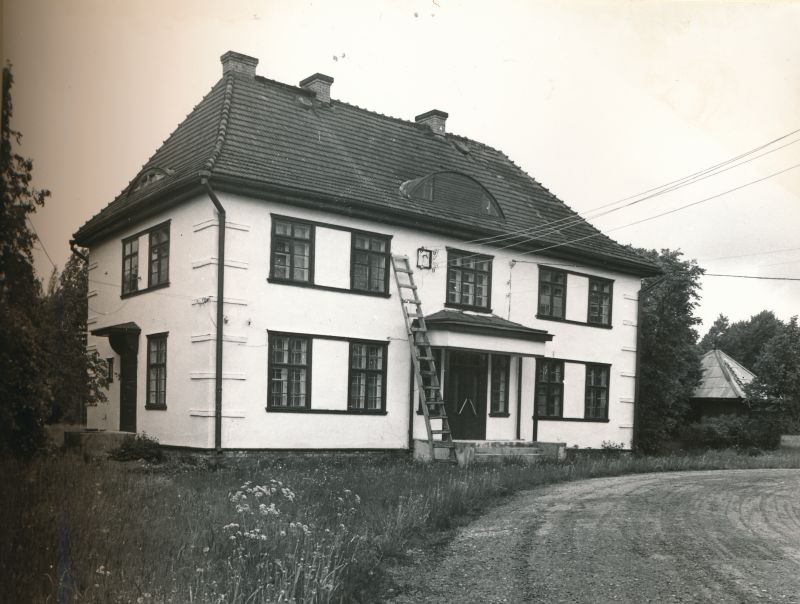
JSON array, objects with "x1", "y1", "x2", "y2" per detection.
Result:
[
  {"x1": 268, "y1": 278, "x2": 391, "y2": 298},
  {"x1": 489, "y1": 412, "x2": 510, "y2": 418},
  {"x1": 145, "y1": 404, "x2": 167, "y2": 411},
  {"x1": 121, "y1": 281, "x2": 170, "y2": 299},
  {"x1": 535, "y1": 315, "x2": 612, "y2": 330},
  {"x1": 535, "y1": 416, "x2": 610, "y2": 423},
  {"x1": 444, "y1": 302, "x2": 493, "y2": 314},
  {"x1": 266, "y1": 407, "x2": 387, "y2": 415}
]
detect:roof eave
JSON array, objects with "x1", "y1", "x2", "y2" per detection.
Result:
[
  {"x1": 206, "y1": 174, "x2": 661, "y2": 277},
  {"x1": 72, "y1": 177, "x2": 204, "y2": 246}
]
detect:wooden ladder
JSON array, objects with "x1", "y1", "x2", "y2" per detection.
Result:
[{"x1": 391, "y1": 255, "x2": 458, "y2": 464}]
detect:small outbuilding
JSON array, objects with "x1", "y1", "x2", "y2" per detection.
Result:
[{"x1": 691, "y1": 349, "x2": 756, "y2": 418}]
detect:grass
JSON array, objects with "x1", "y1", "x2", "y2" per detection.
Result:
[{"x1": 2, "y1": 448, "x2": 800, "y2": 603}]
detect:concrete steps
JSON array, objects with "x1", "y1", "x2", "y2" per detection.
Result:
[{"x1": 413, "y1": 439, "x2": 566, "y2": 466}]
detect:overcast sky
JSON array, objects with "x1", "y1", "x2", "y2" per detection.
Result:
[{"x1": 3, "y1": 0, "x2": 799, "y2": 335}]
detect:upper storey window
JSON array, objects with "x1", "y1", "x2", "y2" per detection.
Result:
[
  {"x1": 351, "y1": 233, "x2": 389, "y2": 294},
  {"x1": 122, "y1": 237, "x2": 139, "y2": 295},
  {"x1": 446, "y1": 249, "x2": 492, "y2": 311},
  {"x1": 148, "y1": 224, "x2": 170, "y2": 287},
  {"x1": 271, "y1": 219, "x2": 314, "y2": 283},
  {"x1": 121, "y1": 221, "x2": 170, "y2": 297},
  {"x1": 400, "y1": 171, "x2": 503, "y2": 218},
  {"x1": 538, "y1": 268, "x2": 566, "y2": 319},
  {"x1": 588, "y1": 278, "x2": 613, "y2": 326}
]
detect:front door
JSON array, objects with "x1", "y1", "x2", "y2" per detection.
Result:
[
  {"x1": 446, "y1": 351, "x2": 487, "y2": 440},
  {"x1": 119, "y1": 352, "x2": 137, "y2": 432}
]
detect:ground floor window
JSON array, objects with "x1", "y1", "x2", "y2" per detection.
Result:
[
  {"x1": 146, "y1": 333, "x2": 167, "y2": 409},
  {"x1": 585, "y1": 364, "x2": 610, "y2": 419},
  {"x1": 535, "y1": 359, "x2": 564, "y2": 418},
  {"x1": 490, "y1": 354, "x2": 510, "y2": 415},
  {"x1": 348, "y1": 341, "x2": 387, "y2": 411},
  {"x1": 268, "y1": 333, "x2": 311, "y2": 409}
]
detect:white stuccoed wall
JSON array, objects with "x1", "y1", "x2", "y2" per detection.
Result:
[{"x1": 86, "y1": 190, "x2": 642, "y2": 449}]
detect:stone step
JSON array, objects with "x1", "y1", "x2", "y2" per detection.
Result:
[
  {"x1": 472, "y1": 451, "x2": 544, "y2": 464},
  {"x1": 473, "y1": 446, "x2": 543, "y2": 456}
]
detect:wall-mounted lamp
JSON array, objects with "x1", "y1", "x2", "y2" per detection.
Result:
[{"x1": 416, "y1": 247, "x2": 432, "y2": 270}]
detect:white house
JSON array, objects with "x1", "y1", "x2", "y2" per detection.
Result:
[{"x1": 72, "y1": 51, "x2": 659, "y2": 453}]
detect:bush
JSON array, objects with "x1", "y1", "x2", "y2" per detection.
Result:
[
  {"x1": 108, "y1": 433, "x2": 164, "y2": 463},
  {"x1": 681, "y1": 415, "x2": 780, "y2": 451}
]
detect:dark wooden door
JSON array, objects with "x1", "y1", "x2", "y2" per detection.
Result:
[
  {"x1": 446, "y1": 351, "x2": 487, "y2": 440},
  {"x1": 119, "y1": 352, "x2": 137, "y2": 432}
]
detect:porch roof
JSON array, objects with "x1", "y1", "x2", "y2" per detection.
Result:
[
  {"x1": 91, "y1": 322, "x2": 141, "y2": 337},
  {"x1": 424, "y1": 310, "x2": 553, "y2": 342}
]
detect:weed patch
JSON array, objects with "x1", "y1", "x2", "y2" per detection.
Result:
[{"x1": 2, "y1": 449, "x2": 799, "y2": 602}]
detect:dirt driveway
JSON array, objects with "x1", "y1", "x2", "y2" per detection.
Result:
[{"x1": 385, "y1": 469, "x2": 800, "y2": 603}]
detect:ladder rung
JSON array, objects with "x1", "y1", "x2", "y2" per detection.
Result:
[
  {"x1": 431, "y1": 429, "x2": 450, "y2": 435},
  {"x1": 417, "y1": 355, "x2": 434, "y2": 361},
  {"x1": 397, "y1": 281, "x2": 416, "y2": 287},
  {"x1": 401, "y1": 297, "x2": 420, "y2": 304},
  {"x1": 433, "y1": 441, "x2": 456, "y2": 448},
  {"x1": 411, "y1": 326, "x2": 427, "y2": 332},
  {"x1": 393, "y1": 255, "x2": 409, "y2": 261}
]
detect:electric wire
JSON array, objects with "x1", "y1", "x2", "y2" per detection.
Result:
[
  {"x1": 441, "y1": 127, "x2": 800, "y2": 252},
  {"x1": 458, "y1": 136, "x2": 800, "y2": 252}
]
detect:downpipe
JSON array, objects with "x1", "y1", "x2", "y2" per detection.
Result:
[{"x1": 201, "y1": 175, "x2": 226, "y2": 453}]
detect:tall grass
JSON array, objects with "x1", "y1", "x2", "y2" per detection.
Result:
[{"x1": 2, "y1": 448, "x2": 799, "y2": 603}]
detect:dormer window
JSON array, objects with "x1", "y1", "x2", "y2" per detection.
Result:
[
  {"x1": 400, "y1": 171, "x2": 503, "y2": 218},
  {"x1": 132, "y1": 168, "x2": 173, "y2": 192}
]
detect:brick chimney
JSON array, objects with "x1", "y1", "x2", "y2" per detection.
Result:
[
  {"x1": 415, "y1": 109, "x2": 448, "y2": 135},
  {"x1": 220, "y1": 51, "x2": 259, "y2": 77},
  {"x1": 299, "y1": 73, "x2": 334, "y2": 103}
]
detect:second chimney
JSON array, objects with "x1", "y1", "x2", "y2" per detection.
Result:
[
  {"x1": 220, "y1": 51, "x2": 259, "y2": 78},
  {"x1": 415, "y1": 109, "x2": 448, "y2": 135},
  {"x1": 299, "y1": 73, "x2": 334, "y2": 103}
]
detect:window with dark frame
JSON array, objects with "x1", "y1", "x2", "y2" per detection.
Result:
[
  {"x1": 268, "y1": 334, "x2": 311, "y2": 409},
  {"x1": 535, "y1": 359, "x2": 564, "y2": 418},
  {"x1": 271, "y1": 219, "x2": 313, "y2": 283},
  {"x1": 585, "y1": 364, "x2": 610, "y2": 419},
  {"x1": 351, "y1": 233, "x2": 389, "y2": 294},
  {"x1": 122, "y1": 237, "x2": 139, "y2": 294},
  {"x1": 490, "y1": 354, "x2": 510, "y2": 415},
  {"x1": 146, "y1": 334, "x2": 167, "y2": 408},
  {"x1": 348, "y1": 341, "x2": 387, "y2": 411},
  {"x1": 148, "y1": 224, "x2": 170, "y2": 287},
  {"x1": 538, "y1": 268, "x2": 566, "y2": 319},
  {"x1": 446, "y1": 249, "x2": 492, "y2": 310},
  {"x1": 588, "y1": 278, "x2": 612, "y2": 326}
]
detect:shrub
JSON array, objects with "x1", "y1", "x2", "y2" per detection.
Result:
[
  {"x1": 108, "y1": 433, "x2": 164, "y2": 463},
  {"x1": 681, "y1": 415, "x2": 780, "y2": 451}
]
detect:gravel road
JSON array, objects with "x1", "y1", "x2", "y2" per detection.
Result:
[{"x1": 384, "y1": 469, "x2": 800, "y2": 603}]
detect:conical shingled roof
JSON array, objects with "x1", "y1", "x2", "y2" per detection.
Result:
[
  {"x1": 73, "y1": 55, "x2": 659, "y2": 276},
  {"x1": 693, "y1": 349, "x2": 756, "y2": 400}
]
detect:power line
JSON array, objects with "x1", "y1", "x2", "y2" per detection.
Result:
[
  {"x1": 26, "y1": 217, "x2": 57, "y2": 271},
  {"x1": 455, "y1": 161, "x2": 800, "y2": 265},
  {"x1": 451, "y1": 128, "x2": 800, "y2": 251},
  {"x1": 704, "y1": 273, "x2": 800, "y2": 281},
  {"x1": 702, "y1": 246, "x2": 800, "y2": 262}
]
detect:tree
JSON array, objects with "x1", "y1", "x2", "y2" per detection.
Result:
[
  {"x1": 0, "y1": 65, "x2": 52, "y2": 456},
  {"x1": 634, "y1": 249, "x2": 705, "y2": 453},
  {"x1": 697, "y1": 314, "x2": 729, "y2": 354},
  {"x1": 698, "y1": 310, "x2": 784, "y2": 370},
  {"x1": 747, "y1": 317, "x2": 800, "y2": 434},
  {"x1": 41, "y1": 254, "x2": 108, "y2": 424}
]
